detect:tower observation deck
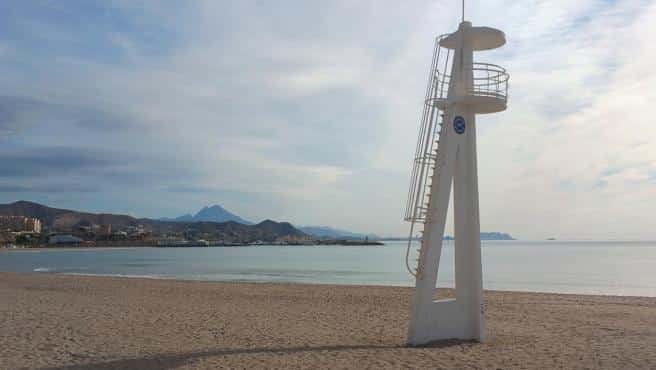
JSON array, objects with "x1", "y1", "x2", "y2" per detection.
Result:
[{"x1": 428, "y1": 23, "x2": 509, "y2": 115}]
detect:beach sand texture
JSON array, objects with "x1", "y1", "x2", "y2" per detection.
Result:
[{"x1": 0, "y1": 272, "x2": 654, "y2": 370}]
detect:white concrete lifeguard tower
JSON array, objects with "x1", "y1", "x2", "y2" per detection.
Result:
[{"x1": 403, "y1": 10, "x2": 509, "y2": 345}]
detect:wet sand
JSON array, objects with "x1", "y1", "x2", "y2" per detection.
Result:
[{"x1": 0, "y1": 272, "x2": 654, "y2": 369}]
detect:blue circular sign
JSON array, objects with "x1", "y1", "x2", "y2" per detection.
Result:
[{"x1": 453, "y1": 116, "x2": 466, "y2": 135}]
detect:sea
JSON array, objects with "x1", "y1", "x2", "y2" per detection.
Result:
[{"x1": 1, "y1": 240, "x2": 654, "y2": 297}]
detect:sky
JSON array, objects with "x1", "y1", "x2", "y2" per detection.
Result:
[{"x1": 0, "y1": 0, "x2": 655, "y2": 240}]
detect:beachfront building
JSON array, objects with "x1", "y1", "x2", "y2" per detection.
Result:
[
  {"x1": 0, "y1": 215, "x2": 42, "y2": 233},
  {"x1": 48, "y1": 234, "x2": 84, "y2": 245},
  {"x1": 403, "y1": 13, "x2": 509, "y2": 344}
]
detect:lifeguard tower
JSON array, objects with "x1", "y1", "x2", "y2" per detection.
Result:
[{"x1": 403, "y1": 13, "x2": 509, "y2": 345}]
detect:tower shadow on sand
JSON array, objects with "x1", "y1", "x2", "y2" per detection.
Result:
[{"x1": 40, "y1": 340, "x2": 473, "y2": 370}]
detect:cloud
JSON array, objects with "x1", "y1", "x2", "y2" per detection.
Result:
[
  {"x1": 0, "y1": 183, "x2": 97, "y2": 193},
  {"x1": 0, "y1": 1, "x2": 655, "y2": 238},
  {"x1": 0, "y1": 146, "x2": 116, "y2": 177},
  {"x1": 472, "y1": 0, "x2": 656, "y2": 239}
]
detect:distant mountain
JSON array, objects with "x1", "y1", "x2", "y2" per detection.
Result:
[
  {"x1": 168, "y1": 213, "x2": 194, "y2": 222},
  {"x1": 299, "y1": 226, "x2": 379, "y2": 240},
  {"x1": 256, "y1": 220, "x2": 300, "y2": 236},
  {"x1": 382, "y1": 232, "x2": 515, "y2": 241},
  {"x1": 445, "y1": 232, "x2": 514, "y2": 240},
  {"x1": 480, "y1": 232, "x2": 515, "y2": 240},
  {"x1": 161, "y1": 205, "x2": 251, "y2": 225},
  {"x1": 0, "y1": 200, "x2": 304, "y2": 242}
]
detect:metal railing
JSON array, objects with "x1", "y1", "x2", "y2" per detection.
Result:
[
  {"x1": 403, "y1": 35, "x2": 451, "y2": 277},
  {"x1": 404, "y1": 34, "x2": 450, "y2": 224},
  {"x1": 470, "y1": 62, "x2": 509, "y2": 100},
  {"x1": 425, "y1": 62, "x2": 509, "y2": 105}
]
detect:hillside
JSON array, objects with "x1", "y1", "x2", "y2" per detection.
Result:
[
  {"x1": 299, "y1": 226, "x2": 379, "y2": 240},
  {"x1": 0, "y1": 201, "x2": 137, "y2": 230}
]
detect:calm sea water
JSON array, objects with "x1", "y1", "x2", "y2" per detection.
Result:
[{"x1": 1, "y1": 240, "x2": 654, "y2": 297}]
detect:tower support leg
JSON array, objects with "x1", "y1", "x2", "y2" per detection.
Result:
[
  {"x1": 406, "y1": 108, "x2": 485, "y2": 345},
  {"x1": 453, "y1": 110, "x2": 485, "y2": 342}
]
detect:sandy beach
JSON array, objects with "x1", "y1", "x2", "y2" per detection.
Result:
[{"x1": 0, "y1": 272, "x2": 654, "y2": 370}]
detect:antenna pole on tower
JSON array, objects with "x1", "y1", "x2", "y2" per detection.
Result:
[{"x1": 462, "y1": 0, "x2": 465, "y2": 22}]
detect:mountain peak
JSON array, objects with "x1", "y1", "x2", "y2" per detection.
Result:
[
  {"x1": 164, "y1": 204, "x2": 252, "y2": 225},
  {"x1": 11, "y1": 200, "x2": 41, "y2": 206},
  {"x1": 197, "y1": 204, "x2": 226, "y2": 214}
]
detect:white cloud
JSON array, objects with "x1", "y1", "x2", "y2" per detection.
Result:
[{"x1": 1, "y1": 0, "x2": 655, "y2": 239}]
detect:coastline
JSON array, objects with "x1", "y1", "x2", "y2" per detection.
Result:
[
  {"x1": 1, "y1": 272, "x2": 654, "y2": 369},
  {"x1": 4, "y1": 269, "x2": 656, "y2": 299},
  {"x1": 0, "y1": 239, "x2": 385, "y2": 250}
]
